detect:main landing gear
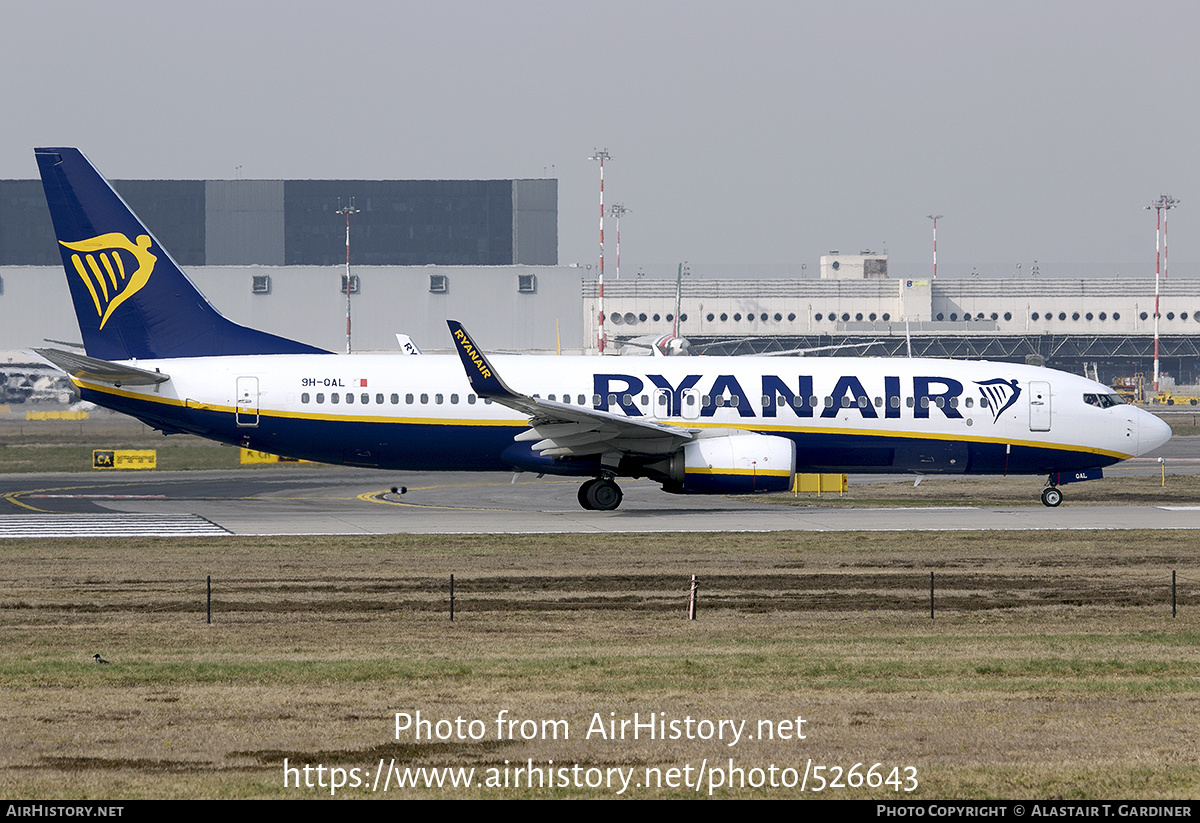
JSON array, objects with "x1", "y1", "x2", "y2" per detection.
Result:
[
  {"x1": 578, "y1": 477, "x2": 623, "y2": 511},
  {"x1": 1040, "y1": 485, "x2": 1063, "y2": 507}
]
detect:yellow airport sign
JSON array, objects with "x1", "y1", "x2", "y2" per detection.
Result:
[
  {"x1": 792, "y1": 473, "x2": 848, "y2": 495},
  {"x1": 27, "y1": 409, "x2": 89, "y2": 421},
  {"x1": 92, "y1": 449, "x2": 156, "y2": 470},
  {"x1": 240, "y1": 448, "x2": 303, "y2": 465}
]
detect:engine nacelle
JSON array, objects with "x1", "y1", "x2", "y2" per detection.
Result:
[{"x1": 662, "y1": 432, "x2": 796, "y2": 494}]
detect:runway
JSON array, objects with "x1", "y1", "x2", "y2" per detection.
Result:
[{"x1": 1, "y1": 440, "x2": 1199, "y2": 535}]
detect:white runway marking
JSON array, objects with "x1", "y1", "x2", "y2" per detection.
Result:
[{"x1": 0, "y1": 513, "x2": 231, "y2": 538}]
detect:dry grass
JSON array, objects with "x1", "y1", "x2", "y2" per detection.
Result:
[{"x1": 1, "y1": 531, "x2": 1199, "y2": 798}]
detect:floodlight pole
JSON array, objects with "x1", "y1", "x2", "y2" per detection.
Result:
[
  {"x1": 337, "y1": 198, "x2": 360, "y2": 354},
  {"x1": 927, "y1": 214, "x2": 943, "y2": 279},
  {"x1": 589, "y1": 150, "x2": 611, "y2": 352}
]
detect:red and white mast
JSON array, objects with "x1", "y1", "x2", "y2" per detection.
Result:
[
  {"x1": 1147, "y1": 194, "x2": 1179, "y2": 392},
  {"x1": 927, "y1": 214, "x2": 943, "y2": 279},
  {"x1": 610, "y1": 203, "x2": 630, "y2": 281}
]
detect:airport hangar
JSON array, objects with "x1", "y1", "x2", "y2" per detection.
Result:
[{"x1": 2, "y1": 177, "x2": 1200, "y2": 388}]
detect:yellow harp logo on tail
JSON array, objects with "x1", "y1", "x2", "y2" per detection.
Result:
[{"x1": 59, "y1": 233, "x2": 157, "y2": 330}]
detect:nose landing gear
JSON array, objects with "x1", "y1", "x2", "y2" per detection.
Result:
[{"x1": 1040, "y1": 486, "x2": 1063, "y2": 507}]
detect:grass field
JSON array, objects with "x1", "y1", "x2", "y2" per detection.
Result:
[{"x1": 2, "y1": 531, "x2": 1198, "y2": 799}]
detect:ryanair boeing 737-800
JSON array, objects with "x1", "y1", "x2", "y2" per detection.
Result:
[{"x1": 31, "y1": 148, "x2": 1170, "y2": 510}]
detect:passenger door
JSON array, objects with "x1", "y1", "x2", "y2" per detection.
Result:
[{"x1": 1028, "y1": 381, "x2": 1051, "y2": 432}]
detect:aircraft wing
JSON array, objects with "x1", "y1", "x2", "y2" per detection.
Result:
[
  {"x1": 34, "y1": 348, "x2": 170, "y2": 386},
  {"x1": 447, "y1": 321, "x2": 693, "y2": 459}
]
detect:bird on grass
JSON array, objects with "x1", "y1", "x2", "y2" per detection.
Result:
[{"x1": 92, "y1": 653, "x2": 109, "y2": 664}]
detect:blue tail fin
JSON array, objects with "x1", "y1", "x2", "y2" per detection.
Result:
[{"x1": 35, "y1": 148, "x2": 330, "y2": 360}]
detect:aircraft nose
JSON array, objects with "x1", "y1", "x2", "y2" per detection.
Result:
[{"x1": 1137, "y1": 409, "x2": 1172, "y2": 456}]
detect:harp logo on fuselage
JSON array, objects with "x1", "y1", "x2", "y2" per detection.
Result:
[
  {"x1": 59, "y1": 233, "x2": 157, "y2": 330},
  {"x1": 975, "y1": 378, "x2": 1021, "y2": 423}
]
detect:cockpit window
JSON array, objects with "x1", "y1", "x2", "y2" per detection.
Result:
[{"x1": 1083, "y1": 393, "x2": 1123, "y2": 408}]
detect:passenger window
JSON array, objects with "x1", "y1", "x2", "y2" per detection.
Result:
[
  {"x1": 468, "y1": 395, "x2": 476, "y2": 404},
  {"x1": 390, "y1": 393, "x2": 399, "y2": 404},
  {"x1": 906, "y1": 397, "x2": 915, "y2": 408},
  {"x1": 420, "y1": 393, "x2": 429, "y2": 404},
  {"x1": 361, "y1": 393, "x2": 370, "y2": 404},
  {"x1": 301, "y1": 392, "x2": 310, "y2": 403},
  {"x1": 406, "y1": 393, "x2": 414, "y2": 404},
  {"x1": 965, "y1": 397, "x2": 974, "y2": 408},
  {"x1": 345, "y1": 393, "x2": 354, "y2": 404},
  {"x1": 451, "y1": 394, "x2": 459, "y2": 404},
  {"x1": 374, "y1": 393, "x2": 383, "y2": 404},
  {"x1": 435, "y1": 394, "x2": 444, "y2": 404},
  {"x1": 316, "y1": 393, "x2": 324, "y2": 404},
  {"x1": 890, "y1": 396, "x2": 900, "y2": 408},
  {"x1": 578, "y1": 395, "x2": 586, "y2": 405},
  {"x1": 331, "y1": 393, "x2": 339, "y2": 404}
]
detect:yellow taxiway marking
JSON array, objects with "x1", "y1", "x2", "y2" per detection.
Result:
[{"x1": 357, "y1": 479, "x2": 577, "y2": 512}]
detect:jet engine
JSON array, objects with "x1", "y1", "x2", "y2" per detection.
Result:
[{"x1": 655, "y1": 432, "x2": 796, "y2": 494}]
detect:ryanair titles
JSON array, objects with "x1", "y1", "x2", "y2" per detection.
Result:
[
  {"x1": 452, "y1": 328, "x2": 492, "y2": 381},
  {"x1": 593, "y1": 372, "x2": 1018, "y2": 423}
]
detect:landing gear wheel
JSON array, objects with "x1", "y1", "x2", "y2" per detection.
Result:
[
  {"x1": 1041, "y1": 486, "x2": 1063, "y2": 507},
  {"x1": 578, "y1": 479, "x2": 598, "y2": 510},
  {"x1": 584, "y1": 478, "x2": 623, "y2": 511}
]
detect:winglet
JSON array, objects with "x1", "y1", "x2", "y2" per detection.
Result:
[{"x1": 447, "y1": 320, "x2": 519, "y2": 399}]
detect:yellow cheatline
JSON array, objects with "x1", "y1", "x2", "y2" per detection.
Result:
[
  {"x1": 683, "y1": 467, "x2": 792, "y2": 477},
  {"x1": 74, "y1": 383, "x2": 1132, "y2": 461}
]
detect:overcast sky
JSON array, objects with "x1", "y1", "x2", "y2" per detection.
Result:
[{"x1": 3, "y1": 0, "x2": 1197, "y2": 279}]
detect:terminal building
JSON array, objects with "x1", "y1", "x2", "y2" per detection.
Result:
[{"x1": 587, "y1": 254, "x2": 1200, "y2": 387}]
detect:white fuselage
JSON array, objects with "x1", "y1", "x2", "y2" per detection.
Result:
[{"x1": 74, "y1": 353, "x2": 1170, "y2": 478}]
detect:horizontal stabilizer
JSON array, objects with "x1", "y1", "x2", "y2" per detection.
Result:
[{"x1": 34, "y1": 348, "x2": 170, "y2": 386}]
